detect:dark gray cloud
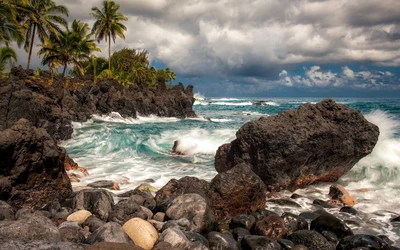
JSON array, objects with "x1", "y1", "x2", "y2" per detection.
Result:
[{"x1": 12, "y1": 0, "x2": 400, "y2": 94}]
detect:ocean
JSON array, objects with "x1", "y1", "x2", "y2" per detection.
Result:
[{"x1": 62, "y1": 96, "x2": 400, "y2": 245}]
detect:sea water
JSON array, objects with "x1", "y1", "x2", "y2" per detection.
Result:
[{"x1": 62, "y1": 96, "x2": 400, "y2": 245}]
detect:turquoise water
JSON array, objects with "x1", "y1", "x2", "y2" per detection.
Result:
[{"x1": 63, "y1": 96, "x2": 400, "y2": 244}]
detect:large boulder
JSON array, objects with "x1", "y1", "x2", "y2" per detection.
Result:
[
  {"x1": 215, "y1": 99, "x2": 379, "y2": 191},
  {"x1": 165, "y1": 193, "x2": 215, "y2": 233},
  {"x1": 0, "y1": 119, "x2": 72, "y2": 208},
  {"x1": 209, "y1": 163, "x2": 266, "y2": 221},
  {"x1": 72, "y1": 189, "x2": 114, "y2": 221},
  {"x1": 0, "y1": 213, "x2": 61, "y2": 241}
]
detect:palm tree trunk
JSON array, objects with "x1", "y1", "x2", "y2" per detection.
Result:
[
  {"x1": 62, "y1": 63, "x2": 67, "y2": 77},
  {"x1": 108, "y1": 34, "x2": 111, "y2": 77},
  {"x1": 5, "y1": 41, "x2": 12, "y2": 69},
  {"x1": 27, "y1": 24, "x2": 36, "y2": 70}
]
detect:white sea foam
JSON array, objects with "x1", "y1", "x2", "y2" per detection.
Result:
[
  {"x1": 212, "y1": 101, "x2": 253, "y2": 106},
  {"x1": 341, "y1": 110, "x2": 400, "y2": 215},
  {"x1": 150, "y1": 128, "x2": 236, "y2": 156},
  {"x1": 91, "y1": 112, "x2": 181, "y2": 124},
  {"x1": 194, "y1": 92, "x2": 206, "y2": 100}
]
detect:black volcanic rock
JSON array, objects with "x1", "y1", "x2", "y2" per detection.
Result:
[
  {"x1": 0, "y1": 66, "x2": 196, "y2": 141},
  {"x1": 0, "y1": 119, "x2": 72, "y2": 209},
  {"x1": 215, "y1": 99, "x2": 379, "y2": 191}
]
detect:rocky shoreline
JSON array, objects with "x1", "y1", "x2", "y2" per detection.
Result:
[{"x1": 0, "y1": 69, "x2": 399, "y2": 249}]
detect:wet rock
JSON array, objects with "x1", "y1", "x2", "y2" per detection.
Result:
[
  {"x1": 53, "y1": 207, "x2": 72, "y2": 225},
  {"x1": 155, "y1": 176, "x2": 210, "y2": 212},
  {"x1": 233, "y1": 227, "x2": 251, "y2": 243},
  {"x1": 82, "y1": 214, "x2": 106, "y2": 233},
  {"x1": 321, "y1": 230, "x2": 339, "y2": 245},
  {"x1": 287, "y1": 230, "x2": 335, "y2": 250},
  {"x1": 66, "y1": 209, "x2": 92, "y2": 224},
  {"x1": 0, "y1": 213, "x2": 61, "y2": 241},
  {"x1": 87, "y1": 180, "x2": 120, "y2": 190},
  {"x1": 390, "y1": 215, "x2": 400, "y2": 222},
  {"x1": 153, "y1": 212, "x2": 166, "y2": 222},
  {"x1": 298, "y1": 211, "x2": 320, "y2": 222},
  {"x1": 340, "y1": 206, "x2": 358, "y2": 215},
  {"x1": 0, "y1": 119, "x2": 72, "y2": 208},
  {"x1": 266, "y1": 198, "x2": 302, "y2": 208},
  {"x1": 165, "y1": 193, "x2": 215, "y2": 233},
  {"x1": 87, "y1": 221, "x2": 132, "y2": 245},
  {"x1": 291, "y1": 193, "x2": 303, "y2": 199},
  {"x1": 184, "y1": 231, "x2": 210, "y2": 248},
  {"x1": 209, "y1": 163, "x2": 266, "y2": 221},
  {"x1": 336, "y1": 234, "x2": 391, "y2": 250},
  {"x1": 313, "y1": 199, "x2": 336, "y2": 208},
  {"x1": 148, "y1": 219, "x2": 165, "y2": 232},
  {"x1": 230, "y1": 213, "x2": 256, "y2": 231},
  {"x1": 252, "y1": 209, "x2": 278, "y2": 220},
  {"x1": 64, "y1": 155, "x2": 89, "y2": 177},
  {"x1": 310, "y1": 212, "x2": 353, "y2": 240},
  {"x1": 208, "y1": 231, "x2": 239, "y2": 250},
  {"x1": 282, "y1": 212, "x2": 309, "y2": 235},
  {"x1": 0, "y1": 200, "x2": 15, "y2": 220},
  {"x1": 161, "y1": 217, "x2": 191, "y2": 232},
  {"x1": 118, "y1": 188, "x2": 156, "y2": 210},
  {"x1": 108, "y1": 197, "x2": 148, "y2": 225},
  {"x1": 215, "y1": 99, "x2": 379, "y2": 191},
  {"x1": 240, "y1": 235, "x2": 282, "y2": 250},
  {"x1": 85, "y1": 242, "x2": 143, "y2": 250},
  {"x1": 253, "y1": 214, "x2": 288, "y2": 239},
  {"x1": 0, "y1": 176, "x2": 12, "y2": 200},
  {"x1": 140, "y1": 205, "x2": 153, "y2": 220},
  {"x1": 278, "y1": 239, "x2": 295, "y2": 250},
  {"x1": 329, "y1": 184, "x2": 356, "y2": 206},
  {"x1": 156, "y1": 227, "x2": 208, "y2": 250},
  {"x1": 59, "y1": 221, "x2": 85, "y2": 243},
  {"x1": 0, "y1": 234, "x2": 87, "y2": 250},
  {"x1": 123, "y1": 218, "x2": 158, "y2": 249},
  {"x1": 72, "y1": 189, "x2": 114, "y2": 221}
]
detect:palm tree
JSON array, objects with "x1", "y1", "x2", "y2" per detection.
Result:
[
  {"x1": 91, "y1": 0, "x2": 128, "y2": 75},
  {"x1": 38, "y1": 19, "x2": 101, "y2": 76},
  {"x1": 0, "y1": 46, "x2": 17, "y2": 77},
  {"x1": 12, "y1": 0, "x2": 68, "y2": 70},
  {"x1": 0, "y1": 1, "x2": 23, "y2": 68}
]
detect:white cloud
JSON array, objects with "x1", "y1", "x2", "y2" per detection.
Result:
[{"x1": 279, "y1": 65, "x2": 400, "y2": 91}]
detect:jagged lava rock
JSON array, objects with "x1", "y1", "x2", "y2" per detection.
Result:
[
  {"x1": 0, "y1": 67, "x2": 196, "y2": 141},
  {"x1": 215, "y1": 99, "x2": 379, "y2": 191},
  {"x1": 0, "y1": 119, "x2": 72, "y2": 208},
  {"x1": 209, "y1": 163, "x2": 266, "y2": 221}
]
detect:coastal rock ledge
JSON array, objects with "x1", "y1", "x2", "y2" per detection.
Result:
[{"x1": 215, "y1": 99, "x2": 379, "y2": 191}]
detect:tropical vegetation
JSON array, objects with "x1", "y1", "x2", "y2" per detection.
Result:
[{"x1": 0, "y1": 0, "x2": 176, "y2": 88}]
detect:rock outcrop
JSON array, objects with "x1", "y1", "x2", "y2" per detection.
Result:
[
  {"x1": 0, "y1": 119, "x2": 72, "y2": 209},
  {"x1": 215, "y1": 99, "x2": 379, "y2": 191},
  {"x1": 0, "y1": 66, "x2": 196, "y2": 141}
]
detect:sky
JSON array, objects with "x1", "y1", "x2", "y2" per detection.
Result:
[{"x1": 12, "y1": 0, "x2": 400, "y2": 97}]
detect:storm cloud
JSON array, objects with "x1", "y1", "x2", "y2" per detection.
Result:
[{"x1": 14, "y1": 0, "x2": 400, "y2": 95}]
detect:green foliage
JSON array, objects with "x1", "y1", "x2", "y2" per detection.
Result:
[
  {"x1": 11, "y1": 0, "x2": 69, "y2": 69},
  {"x1": 0, "y1": 46, "x2": 17, "y2": 78},
  {"x1": 91, "y1": 0, "x2": 128, "y2": 74},
  {"x1": 38, "y1": 19, "x2": 101, "y2": 76},
  {"x1": 110, "y1": 48, "x2": 176, "y2": 87}
]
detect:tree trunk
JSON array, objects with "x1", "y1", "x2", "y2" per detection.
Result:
[
  {"x1": 27, "y1": 24, "x2": 36, "y2": 70},
  {"x1": 5, "y1": 41, "x2": 13, "y2": 69},
  {"x1": 62, "y1": 63, "x2": 67, "y2": 77},
  {"x1": 108, "y1": 34, "x2": 111, "y2": 77}
]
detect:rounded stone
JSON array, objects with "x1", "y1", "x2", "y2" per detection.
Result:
[
  {"x1": 122, "y1": 217, "x2": 158, "y2": 250},
  {"x1": 66, "y1": 209, "x2": 92, "y2": 224}
]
